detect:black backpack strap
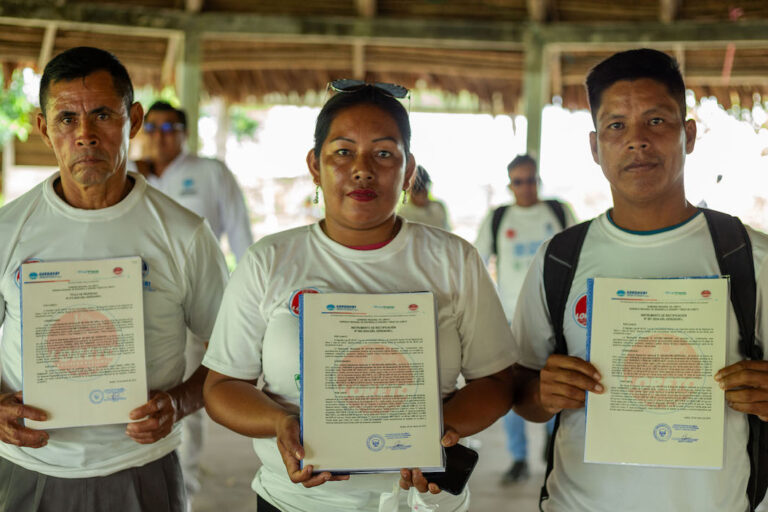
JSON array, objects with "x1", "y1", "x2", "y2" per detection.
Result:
[
  {"x1": 543, "y1": 220, "x2": 591, "y2": 355},
  {"x1": 491, "y1": 205, "x2": 509, "y2": 257},
  {"x1": 701, "y1": 208, "x2": 765, "y2": 510},
  {"x1": 538, "y1": 220, "x2": 591, "y2": 508},
  {"x1": 701, "y1": 209, "x2": 759, "y2": 360},
  {"x1": 545, "y1": 199, "x2": 567, "y2": 230}
]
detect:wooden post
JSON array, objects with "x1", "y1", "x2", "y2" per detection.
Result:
[
  {"x1": 178, "y1": 30, "x2": 202, "y2": 155},
  {"x1": 522, "y1": 29, "x2": 548, "y2": 160}
]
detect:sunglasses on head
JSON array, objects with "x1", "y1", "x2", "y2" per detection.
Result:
[
  {"x1": 511, "y1": 177, "x2": 539, "y2": 187},
  {"x1": 328, "y1": 79, "x2": 409, "y2": 99},
  {"x1": 143, "y1": 121, "x2": 185, "y2": 134}
]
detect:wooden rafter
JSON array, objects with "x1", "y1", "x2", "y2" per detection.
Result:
[
  {"x1": 659, "y1": 0, "x2": 679, "y2": 24},
  {"x1": 185, "y1": 0, "x2": 204, "y2": 13},
  {"x1": 355, "y1": 0, "x2": 376, "y2": 19},
  {"x1": 527, "y1": 0, "x2": 549, "y2": 23},
  {"x1": 37, "y1": 22, "x2": 56, "y2": 71}
]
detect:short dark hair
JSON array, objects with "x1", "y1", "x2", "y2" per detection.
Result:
[
  {"x1": 145, "y1": 100, "x2": 187, "y2": 128},
  {"x1": 586, "y1": 48, "x2": 686, "y2": 126},
  {"x1": 412, "y1": 165, "x2": 432, "y2": 193},
  {"x1": 507, "y1": 154, "x2": 537, "y2": 173},
  {"x1": 39, "y1": 46, "x2": 134, "y2": 117},
  {"x1": 313, "y1": 85, "x2": 411, "y2": 159}
]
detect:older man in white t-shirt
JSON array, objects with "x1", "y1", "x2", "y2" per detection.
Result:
[{"x1": 0, "y1": 47, "x2": 228, "y2": 512}]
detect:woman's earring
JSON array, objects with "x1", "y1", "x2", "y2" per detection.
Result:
[
  {"x1": 313, "y1": 185, "x2": 319, "y2": 204},
  {"x1": 402, "y1": 190, "x2": 407, "y2": 204}
]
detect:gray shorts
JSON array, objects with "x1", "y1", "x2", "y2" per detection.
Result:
[{"x1": 0, "y1": 451, "x2": 186, "y2": 512}]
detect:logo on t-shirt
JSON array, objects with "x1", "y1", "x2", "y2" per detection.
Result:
[
  {"x1": 289, "y1": 287, "x2": 320, "y2": 317},
  {"x1": 573, "y1": 293, "x2": 588, "y2": 328},
  {"x1": 180, "y1": 178, "x2": 197, "y2": 196},
  {"x1": 506, "y1": 229, "x2": 516, "y2": 239},
  {"x1": 15, "y1": 258, "x2": 42, "y2": 288}
]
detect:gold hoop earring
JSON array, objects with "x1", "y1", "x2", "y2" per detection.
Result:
[
  {"x1": 402, "y1": 190, "x2": 408, "y2": 205},
  {"x1": 313, "y1": 186, "x2": 320, "y2": 204}
]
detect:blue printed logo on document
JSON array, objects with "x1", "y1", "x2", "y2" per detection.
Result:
[
  {"x1": 367, "y1": 434, "x2": 385, "y2": 452},
  {"x1": 89, "y1": 387, "x2": 127, "y2": 404},
  {"x1": 653, "y1": 423, "x2": 672, "y2": 442}
]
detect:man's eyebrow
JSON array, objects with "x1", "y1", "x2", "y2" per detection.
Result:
[
  {"x1": 372, "y1": 137, "x2": 398, "y2": 144},
  {"x1": 330, "y1": 136, "x2": 355, "y2": 144},
  {"x1": 90, "y1": 106, "x2": 119, "y2": 115}
]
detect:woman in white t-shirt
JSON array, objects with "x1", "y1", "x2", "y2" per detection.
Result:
[
  {"x1": 202, "y1": 82, "x2": 516, "y2": 512},
  {"x1": 397, "y1": 165, "x2": 451, "y2": 230}
]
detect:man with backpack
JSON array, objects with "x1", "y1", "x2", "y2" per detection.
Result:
[
  {"x1": 474, "y1": 154, "x2": 575, "y2": 484},
  {"x1": 511, "y1": 48, "x2": 768, "y2": 511}
]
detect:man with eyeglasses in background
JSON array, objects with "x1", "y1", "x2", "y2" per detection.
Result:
[
  {"x1": 474, "y1": 154, "x2": 576, "y2": 485},
  {"x1": 132, "y1": 101, "x2": 253, "y2": 504}
]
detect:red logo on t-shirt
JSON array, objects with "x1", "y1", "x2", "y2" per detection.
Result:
[
  {"x1": 289, "y1": 288, "x2": 320, "y2": 317},
  {"x1": 701, "y1": 290, "x2": 711, "y2": 298},
  {"x1": 573, "y1": 293, "x2": 588, "y2": 327},
  {"x1": 506, "y1": 229, "x2": 516, "y2": 239}
]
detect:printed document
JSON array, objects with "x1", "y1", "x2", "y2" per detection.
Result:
[
  {"x1": 584, "y1": 277, "x2": 727, "y2": 468},
  {"x1": 21, "y1": 257, "x2": 147, "y2": 429},
  {"x1": 300, "y1": 292, "x2": 443, "y2": 473}
]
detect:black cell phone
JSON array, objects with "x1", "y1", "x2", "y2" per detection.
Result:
[{"x1": 421, "y1": 444, "x2": 479, "y2": 495}]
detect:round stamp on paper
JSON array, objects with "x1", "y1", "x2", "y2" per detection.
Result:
[
  {"x1": 654, "y1": 423, "x2": 672, "y2": 442},
  {"x1": 89, "y1": 389, "x2": 104, "y2": 404},
  {"x1": 45, "y1": 308, "x2": 123, "y2": 381},
  {"x1": 618, "y1": 331, "x2": 708, "y2": 412},
  {"x1": 332, "y1": 343, "x2": 418, "y2": 420},
  {"x1": 367, "y1": 434, "x2": 385, "y2": 452}
]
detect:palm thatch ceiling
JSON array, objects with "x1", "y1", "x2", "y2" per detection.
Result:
[{"x1": 1, "y1": 0, "x2": 768, "y2": 113}]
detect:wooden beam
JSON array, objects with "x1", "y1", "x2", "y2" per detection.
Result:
[
  {"x1": 659, "y1": 0, "x2": 679, "y2": 24},
  {"x1": 527, "y1": 0, "x2": 547, "y2": 23},
  {"x1": 162, "y1": 33, "x2": 181, "y2": 85},
  {"x1": 178, "y1": 31, "x2": 202, "y2": 154},
  {"x1": 562, "y1": 72, "x2": 768, "y2": 86},
  {"x1": 550, "y1": 48, "x2": 562, "y2": 96},
  {"x1": 186, "y1": 0, "x2": 203, "y2": 13},
  {"x1": 1, "y1": 1, "x2": 768, "y2": 54},
  {"x1": 542, "y1": 21, "x2": 768, "y2": 47},
  {"x1": 523, "y1": 31, "x2": 548, "y2": 160},
  {"x1": 355, "y1": 0, "x2": 376, "y2": 19},
  {"x1": 352, "y1": 40, "x2": 365, "y2": 79},
  {"x1": 37, "y1": 22, "x2": 56, "y2": 71}
]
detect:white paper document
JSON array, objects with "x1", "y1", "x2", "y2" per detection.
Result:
[
  {"x1": 584, "y1": 277, "x2": 728, "y2": 468},
  {"x1": 300, "y1": 292, "x2": 444, "y2": 473},
  {"x1": 21, "y1": 257, "x2": 147, "y2": 429}
]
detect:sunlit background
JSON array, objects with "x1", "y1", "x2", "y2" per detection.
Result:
[{"x1": 3, "y1": 67, "x2": 768, "y2": 248}]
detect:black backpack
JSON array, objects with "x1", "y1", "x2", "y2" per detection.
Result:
[
  {"x1": 540, "y1": 208, "x2": 767, "y2": 511},
  {"x1": 491, "y1": 200, "x2": 567, "y2": 257}
]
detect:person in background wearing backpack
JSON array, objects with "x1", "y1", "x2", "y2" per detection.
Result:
[
  {"x1": 511, "y1": 48, "x2": 768, "y2": 511},
  {"x1": 474, "y1": 154, "x2": 576, "y2": 484}
]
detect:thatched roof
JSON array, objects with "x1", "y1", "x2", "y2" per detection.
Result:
[{"x1": 1, "y1": 0, "x2": 768, "y2": 113}]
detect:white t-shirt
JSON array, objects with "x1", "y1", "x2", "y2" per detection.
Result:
[
  {"x1": 475, "y1": 201, "x2": 576, "y2": 320},
  {"x1": 142, "y1": 153, "x2": 253, "y2": 261},
  {"x1": 397, "y1": 200, "x2": 450, "y2": 230},
  {"x1": 203, "y1": 220, "x2": 515, "y2": 512},
  {"x1": 0, "y1": 171, "x2": 229, "y2": 478},
  {"x1": 512, "y1": 211, "x2": 768, "y2": 512}
]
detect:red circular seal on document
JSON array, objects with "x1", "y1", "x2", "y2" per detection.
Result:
[
  {"x1": 335, "y1": 344, "x2": 414, "y2": 417},
  {"x1": 621, "y1": 333, "x2": 703, "y2": 410},
  {"x1": 46, "y1": 309, "x2": 119, "y2": 377}
]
